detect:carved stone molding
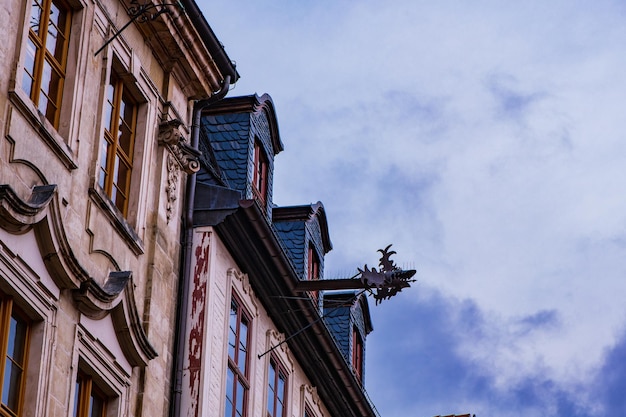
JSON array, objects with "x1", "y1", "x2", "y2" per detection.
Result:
[
  {"x1": 158, "y1": 119, "x2": 200, "y2": 175},
  {"x1": 228, "y1": 267, "x2": 253, "y2": 299},
  {"x1": 0, "y1": 184, "x2": 56, "y2": 233},
  {"x1": 301, "y1": 383, "x2": 324, "y2": 416},
  {"x1": 165, "y1": 153, "x2": 180, "y2": 223},
  {"x1": 0, "y1": 183, "x2": 157, "y2": 368},
  {"x1": 159, "y1": 120, "x2": 199, "y2": 223},
  {"x1": 158, "y1": 119, "x2": 184, "y2": 145},
  {"x1": 72, "y1": 271, "x2": 131, "y2": 319}
]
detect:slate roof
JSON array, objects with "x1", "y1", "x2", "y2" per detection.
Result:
[{"x1": 273, "y1": 202, "x2": 332, "y2": 280}]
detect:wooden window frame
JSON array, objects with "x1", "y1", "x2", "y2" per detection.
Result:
[
  {"x1": 73, "y1": 372, "x2": 107, "y2": 417},
  {"x1": 303, "y1": 406, "x2": 315, "y2": 417},
  {"x1": 253, "y1": 139, "x2": 269, "y2": 204},
  {"x1": 225, "y1": 293, "x2": 252, "y2": 417},
  {"x1": 0, "y1": 296, "x2": 31, "y2": 417},
  {"x1": 22, "y1": 0, "x2": 72, "y2": 129},
  {"x1": 352, "y1": 326, "x2": 364, "y2": 383},
  {"x1": 98, "y1": 70, "x2": 137, "y2": 217},
  {"x1": 307, "y1": 244, "x2": 320, "y2": 304},
  {"x1": 266, "y1": 356, "x2": 288, "y2": 417}
]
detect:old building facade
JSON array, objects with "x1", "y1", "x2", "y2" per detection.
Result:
[
  {"x1": 179, "y1": 94, "x2": 379, "y2": 417},
  {"x1": 0, "y1": 1, "x2": 384, "y2": 416},
  {"x1": 0, "y1": 0, "x2": 236, "y2": 416}
]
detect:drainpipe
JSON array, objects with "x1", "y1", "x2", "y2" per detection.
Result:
[{"x1": 169, "y1": 75, "x2": 231, "y2": 417}]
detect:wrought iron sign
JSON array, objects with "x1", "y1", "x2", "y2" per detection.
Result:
[
  {"x1": 358, "y1": 244, "x2": 416, "y2": 304},
  {"x1": 95, "y1": 0, "x2": 185, "y2": 56},
  {"x1": 294, "y1": 244, "x2": 416, "y2": 305}
]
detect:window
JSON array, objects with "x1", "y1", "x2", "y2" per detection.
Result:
[
  {"x1": 98, "y1": 70, "x2": 137, "y2": 217},
  {"x1": 253, "y1": 139, "x2": 268, "y2": 204},
  {"x1": 225, "y1": 294, "x2": 251, "y2": 417},
  {"x1": 0, "y1": 297, "x2": 30, "y2": 417},
  {"x1": 266, "y1": 357, "x2": 287, "y2": 417},
  {"x1": 307, "y1": 244, "x2": 320, "y2": 304},
  {"x1": 352, "y1": 326, "x2": 363, "y2": 382},
  {"x1": 22, "y1": 0, "x2": 72, "y2": 129},
  {"x1": 73, "y1": 373, "x2": 107, "y2": 417}
]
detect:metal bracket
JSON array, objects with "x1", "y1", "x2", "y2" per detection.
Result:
[
  {"x1": 95, "y1": 1, "x2": 185, "y2": 56},
  {"x1": 294, "y1": 245, "x2": 416, "y2": 305}
]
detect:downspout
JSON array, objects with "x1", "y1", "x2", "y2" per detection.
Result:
[{"x1": 169, "y1": 75, "x2": 231, "y2": 417}]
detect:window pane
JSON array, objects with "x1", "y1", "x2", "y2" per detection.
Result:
[
  {"x1": 113, "y1": 186, "x2": 126, "y2": 213},
  {"x1": 7, "y1": 314, "x2": 28, "y2": 361},
  {"x1": 277, "y1": 372, "x2": 285, "y2": 402},
  {"x1": 47, "y1": 1, "x2": 68, "y2": 62},
  {"x1": 89, "y1": 392, "x2": 105, "y2": 417},
  {"x1": 73, "y1": 379, "x2": 81, "y2": 417},
  {"x1": 228, "y1": 302, "x2": 237, "y2": 360},
  {"x1": 118, "y1": 122, "x2": 133, "y2": 159},
  {"x1": 235, "y1": 380, "x2": 245, "y2": 414},
  {"x1": 104, "y1": 83, "x2": 115, "y2": 131},
  {"x1": 22, "y1": 38, "x2": 37, "y2": 96},
  {"x1": 238, "y1": 318, "x2": 247, "y2": 371},
  {"x1": 2, "y1": 358, "x2": 23, "y2": 411},
  {"x1": 29, "y1": 0, "x2": 43, "y2": 35},
  {"x1": 40, "y1": 60, "x2": 62, "y2": 103},
  {"x1": 99, "y1": 140, "x2": 109, "y2": 188},
  {"x1": 224, "y1": 398, "x2": 233, "y2": 417},
  {"x1": 114, "y1": 158, "x2": 130, "y2": 191},
  {"x1": 225, "y1": 367, "x2": 234, "y2": 417},
  {"x1": 39, "y1": 59, "x2": 62, "y2": 121}
]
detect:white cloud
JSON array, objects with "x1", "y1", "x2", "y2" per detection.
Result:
[{"x1": 202, "y1": 0, "x2": 626, "y2": 415}]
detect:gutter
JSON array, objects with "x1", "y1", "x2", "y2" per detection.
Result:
[
  {"x1": 178, "y1": 0, "x2": 239, "y2": 82},
  {"x1": 169, "y1": 74, "x2": 232, "y2": 417}
]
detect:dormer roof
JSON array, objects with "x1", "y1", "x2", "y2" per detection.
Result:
[
  {"x1": 273, "y1": 202, "x2": 333, "y2": 254},
  {"x1": 202, "y1": 93, "x2": 284, "y2": 156}
]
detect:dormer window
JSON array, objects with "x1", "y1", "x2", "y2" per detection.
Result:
[
  {"x1": 307, "y1": 243, "x2": 320, "y2": 303},
  {"x1": 352, "y1": 326, "x2": 364, "y2": 382},
  {"x1": 253, "y1": 139, "x2": 269, "y2": 204}
]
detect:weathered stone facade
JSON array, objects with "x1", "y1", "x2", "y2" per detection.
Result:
[{"x1": 0, "y1": 0, "x2": 236, "y2": 416}]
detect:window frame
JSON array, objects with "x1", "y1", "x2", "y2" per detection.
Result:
[
  {"x1": 352, "y1": 326, "x2": 364, "y2": 383},
  {"x1": 266, "y1": 355, "x2": 288, "y2": 417},
  {"x1": 0, "y1": 297, "x2": 31, "y2": 417},
  {"x1": 225, "y1": 293, "x2": 252, "y2": 417},
  {"x1": 98, "y1": 69, "x2": 138, "y2": 217},
  {"x1": 73, "y1": 371, "x2": 108, "y2": 417},
  {"x1": 252, "y1": 139, "x2": 269, "y2": 204},
  {"x1": 89, "y1": 50, "x2": 154, "y2": 255},
  {"x1": 71, "y1": 325, "x2": 129, "y2": 417},
  {"x1": 22, "y1": 0, "x2": 72, "y2": 130},
  {"x1": 306, "y1": 243, "x2": 320, "y2": 305}
]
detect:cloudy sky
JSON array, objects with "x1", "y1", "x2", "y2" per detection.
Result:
[{"x1": 200, "y1": 1, "x2": 626, "y2": 416}]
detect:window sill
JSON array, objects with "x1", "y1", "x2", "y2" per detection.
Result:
[
  {"x1": 88, "y1": 186, "x2": 144, "y2": 256},
  {"x1": 8, "y1": 89, "x2": 78, "y2": 171}
]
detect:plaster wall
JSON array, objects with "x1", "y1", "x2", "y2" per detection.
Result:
[{"x1": 181, "y1": 227, "x2": 331, "y2": 417}]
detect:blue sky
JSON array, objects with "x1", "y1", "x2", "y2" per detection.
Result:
[{"x1": 200, "y1": 1, "x2": 626, "y2": 416}]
